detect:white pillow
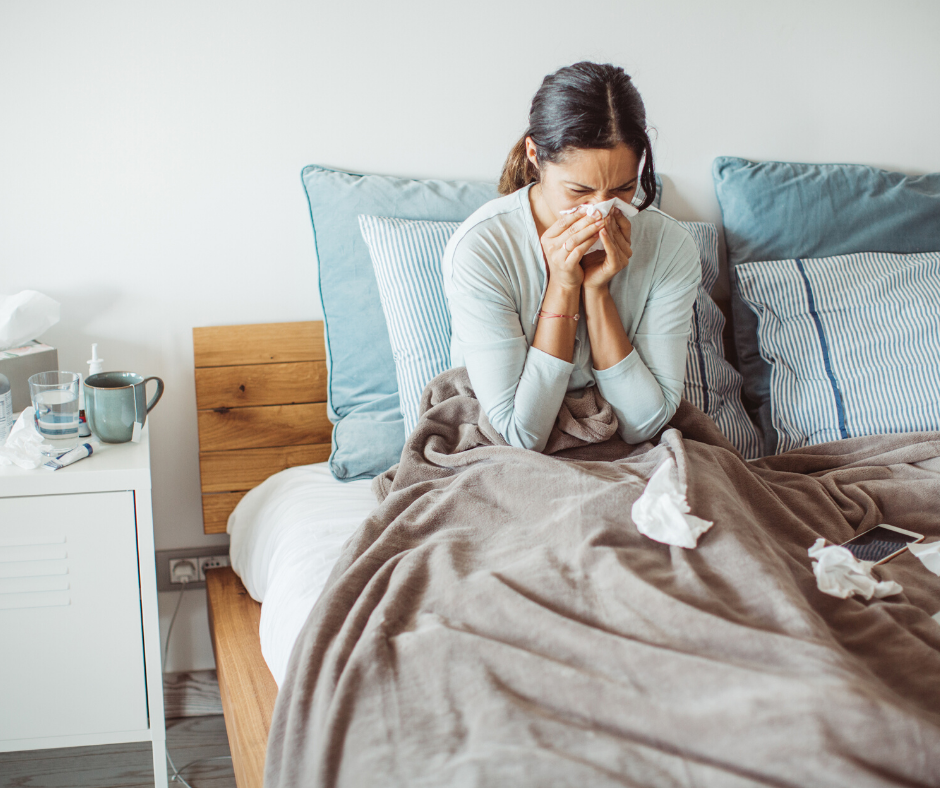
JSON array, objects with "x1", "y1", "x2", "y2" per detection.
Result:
[
  {"x1": 736, "y1": 251, "x2": 940, "y2": 452},
  {"x1": 360, "y1": 214, "x2": 760, "y2": 458}
]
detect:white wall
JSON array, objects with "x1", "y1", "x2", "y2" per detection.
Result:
[{"x1": 3, "y1": 0, "x2": 939, "y2": 671}]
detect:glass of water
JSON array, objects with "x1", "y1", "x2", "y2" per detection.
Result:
[{"x1": 29, "y1": 371, "x2": 81, "y2": 453}]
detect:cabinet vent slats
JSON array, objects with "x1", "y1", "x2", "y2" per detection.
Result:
[
  {"x1": 0, "y1": 590, "x2": 70, "y2": 610},
  {"x1": 193, "y1": 322, "x2": 332, "y2": 534},
  {"x1": 0, "y1": 543, "x2": 68, "y2": 563},
  {"x1": 0, "y1": 560, "x2": 68, "y2": 579},
  {"x1": 0, "y1": 534, "x2": 66, "y2": 548},
  {"x1": 0, "y1": 575, "x2": 70, "y2": 594},
  {"x1": 0, "y1": 535, "x2": 70, "y2": 608}
]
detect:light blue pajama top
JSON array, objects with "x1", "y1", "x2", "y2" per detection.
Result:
[{"x1": 441, "y1": 183, "x2": 701, "y2": 452}]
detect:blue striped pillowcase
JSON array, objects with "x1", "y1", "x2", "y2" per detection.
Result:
[
  {"x1": 359, "y1": 216, "x2": 460, "y2": 437},
  {"x1": 359, "y1": 215, "x2": 760, "y2": 457},
  {"x1": 736, "y1": 252, "x2": 940, "y2": 452}
]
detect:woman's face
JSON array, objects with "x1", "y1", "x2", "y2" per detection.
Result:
[{"x1": 527, "y1": 139, "x2": 641, "y2": 218}]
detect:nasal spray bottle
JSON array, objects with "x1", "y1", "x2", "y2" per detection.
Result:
[{"x1": 78, "y1": 344, "x2": 104, "y2": 438}]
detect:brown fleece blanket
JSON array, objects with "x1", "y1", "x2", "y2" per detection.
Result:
[{"x1": 266, "y1": 368, "x2": 940, "y2": 788}]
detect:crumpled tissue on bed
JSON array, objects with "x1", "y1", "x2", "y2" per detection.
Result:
[
  {"x1": 808, "y1": 538, "x2": 904, "y2": 600},
  {"x1": 909, "y1": 541, "x2": 940, "y2": 576},
  {"x1": 0, "y1": 407, "x2": 49, "y2": 469},
  {"x1": 560, "y1": 198, "x2": 639, "y2": 253},
  {"x1": 631, "y1": 456, "x2": 713, "y2": 548}
]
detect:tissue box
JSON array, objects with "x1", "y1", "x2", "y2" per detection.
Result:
[{"x1": 0, "y1": 342, "x2": 59, "y2": 412}]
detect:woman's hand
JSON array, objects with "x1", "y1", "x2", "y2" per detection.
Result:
[
  {"x1": 581, "y1": 208, "x2": 633, "y2": 292},
  {"x1": 540, "y1": 210, "x2": 605, "y2": 291}
]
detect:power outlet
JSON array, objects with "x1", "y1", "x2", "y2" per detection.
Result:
[
  {"x1": 199, "y1": 554, "x2": 230, "y2": 581},
  {"x1": 156, "y1": 548, "x2": 231, "y2": 591},
  {"x1": 169, "y1": 558, "x2": 199, "y2": 584}
]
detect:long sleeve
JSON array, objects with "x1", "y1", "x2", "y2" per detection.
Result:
[
  {"x1": 445, "y1": 236, "x2": 574, "y2": 452},
  {"x1": 593, "y1": 234, "x2": 701, "y2": 443}
]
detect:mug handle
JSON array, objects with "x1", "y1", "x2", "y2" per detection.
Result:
[{"x1": 144, "y1": 377, "x2": 165, "y2": 413}]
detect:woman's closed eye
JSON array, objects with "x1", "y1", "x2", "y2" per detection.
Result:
[{"x1": 567, "y1": 184, "x2": 636, "y2": 198}]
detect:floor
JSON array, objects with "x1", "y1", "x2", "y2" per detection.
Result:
[{"x1": 0, "y1": 715, "x2": 235, "y2": 788}]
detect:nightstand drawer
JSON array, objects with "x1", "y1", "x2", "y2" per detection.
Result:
[{"x1": 0, "y1": 491, "x2": 148, "y2": 743}]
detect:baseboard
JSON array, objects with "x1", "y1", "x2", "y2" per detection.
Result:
[{"x1": 163, "y1": 670, "x2": 224, "y2": 719}]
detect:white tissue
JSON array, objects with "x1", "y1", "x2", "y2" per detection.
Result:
[
  {"x1": 0, "y1": 291, "x2": 61, "y2": 350},
  {"x1": 909, "y1": 541, "x2": 940, "y2": 576},
  {"x1": 807, "y1": 538, "x2": 903, "y2": 600},
  {"x1": 560, "y1": 198, "x2": 639, "y2": 253},
  {"x1": 0, "y1": 407, "x2": 52, "y2": 469},
  {"x1": 631, "y1": 456, "x2": 713, "y2": 548}
]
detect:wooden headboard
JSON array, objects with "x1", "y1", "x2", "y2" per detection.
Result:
[{"x1": 193, "y1": 321, "x2": 332, "y2": 534}]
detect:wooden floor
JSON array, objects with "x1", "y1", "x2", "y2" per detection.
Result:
[
  {"x1": 0, "y1": 715, "x2": 235, "y2": 788},
  {"x1": 163, "y1": 670, "x2": 225, "y2": 719}
]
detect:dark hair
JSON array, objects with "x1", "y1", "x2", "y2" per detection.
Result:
[{"x1": 498, "y1": 61, "x2": 656, "y2": 210}]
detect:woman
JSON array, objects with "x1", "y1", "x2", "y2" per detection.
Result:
[{"x1": 442, "y1": 61, "x2": 700, "y2": 452}]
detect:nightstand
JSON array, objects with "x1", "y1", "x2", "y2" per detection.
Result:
[{"x1": 0, "y1": 427, "x2": 168, "y2": 787}]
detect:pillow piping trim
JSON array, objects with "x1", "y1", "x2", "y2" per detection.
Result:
[{"x1": 300, "y1": 164, "x2": 340, "y2": 426}]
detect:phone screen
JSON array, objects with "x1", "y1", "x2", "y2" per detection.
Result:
[{"x1": 843, "y1": 526, "x2": 919, "y2": 563}]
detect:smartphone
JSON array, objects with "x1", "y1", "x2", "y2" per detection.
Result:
[{"x1": 840, "y1": 524, "x2": 924, "y2": 564}]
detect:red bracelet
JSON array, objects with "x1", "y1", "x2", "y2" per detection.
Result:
[{"x1": 538, "y1": 309, "x2": 580, "y2": 321}]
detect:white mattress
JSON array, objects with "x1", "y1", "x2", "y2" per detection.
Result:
[{"x1": 228, "y1": 463, "x2": 377, "y2": 686}]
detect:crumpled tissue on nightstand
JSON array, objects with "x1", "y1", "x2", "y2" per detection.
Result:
[
  {"x1": 909, "y1": 541, "x2": 940, "y2": 576},
  {"x1": 560, "y1": 198, "x2": 639, "y2": 253},
  {"x1": 0, "y1": 407, "x2": 50, "y2": 469},
  {"x1": 631, "y1": 456, "x2": 713, "y2": 548},
  {"x1": 808, "y1": 538, "x2": 903, "y2": 600}
]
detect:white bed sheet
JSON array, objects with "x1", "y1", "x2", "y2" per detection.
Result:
[{"x1": 228, "y1": 463, "x2": 377, "y2": 686}]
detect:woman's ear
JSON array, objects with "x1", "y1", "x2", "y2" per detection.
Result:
[{"x1": 524, "y1": 137, "x2": 539, "y2": 169}]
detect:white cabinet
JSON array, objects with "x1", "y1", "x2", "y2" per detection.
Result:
[
  {"x1": 0, "y1": 430, "x2": 167, "y2": 787},
  {"x1": 0, "y1": 491, "x2": 148, "y2": 740}
]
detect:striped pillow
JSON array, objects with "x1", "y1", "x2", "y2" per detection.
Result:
[
  {"x1": 736, "y1": 252, "x2": 940, "y2": 452},
  {"x1": 682, "y1": 224, "x2": 761, "y2": 459},
  {"x1": 360, "y1": 215, "x2": 760, "y2": 457},
  {"x1": 359, "y1": 216, "x2": 460, "y2": 437}
]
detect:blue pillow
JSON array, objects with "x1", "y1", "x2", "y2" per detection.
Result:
[
  {"x1": 301, "y1": 165, "x2": 496, "y2": 480},
  {"x1": 713, "y1": 157, "x2": 940, "y2": 454},
  {"x1": 360, "y1": 214, "x2": 760, "y2": 459},
  {"x1": 736, "y1": 251, "x2": 940, "y2": 452}
]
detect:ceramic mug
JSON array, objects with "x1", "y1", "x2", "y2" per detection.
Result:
[{"x1": 84, "y1": 372, "x2": 165, "y2": 443}]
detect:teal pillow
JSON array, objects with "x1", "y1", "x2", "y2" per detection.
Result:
[
  {"x1": 301, "y1": 165, "x2": 496, "y2": 480},
  {"x1": 713, "y1": 157, "x2": 940, "y2": 454}
]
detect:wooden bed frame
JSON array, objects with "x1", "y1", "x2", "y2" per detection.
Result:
[{"x1": 193, "y1": 321, "x2": 331, "y2": 788}]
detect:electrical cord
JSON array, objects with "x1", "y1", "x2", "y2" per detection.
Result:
[
  {"x1": 163, "y1": 576, "x2": 189, "y2": 670},
  {"x1": 162, "y1": 572, "x2": 233, "y2": 786},
  {"x1": 167, "y1": 752, "x2": 232, "y2": 788}
]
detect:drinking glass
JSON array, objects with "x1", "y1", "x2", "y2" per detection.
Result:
[{"x1": 29, "y1": 371, "x2": 81, "y2": 453}]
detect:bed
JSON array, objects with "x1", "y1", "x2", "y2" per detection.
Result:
[
  {"x1": 198, "y1": 160, "x2": 940, "y2": 788},
  {"x1": 194, "y1": 321, "x2": 332, "y2": 788}
]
